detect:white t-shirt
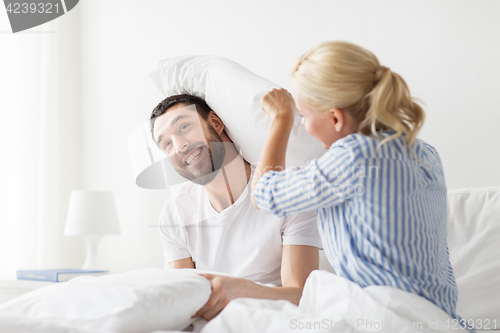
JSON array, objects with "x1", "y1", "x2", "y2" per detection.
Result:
[{"x1": 157, "y1": 172, "x2": 321, "y2": 286}]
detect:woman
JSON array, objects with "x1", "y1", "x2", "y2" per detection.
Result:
[{"x1": 251, "y1": 41, "x2": 469, "y2": 329}]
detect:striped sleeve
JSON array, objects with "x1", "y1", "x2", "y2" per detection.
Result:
[{"x1": 254, "y1": 145, "x2": 362, "y2": 217}]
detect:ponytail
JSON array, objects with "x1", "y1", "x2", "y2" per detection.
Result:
[
  {"x1": 361, "y1": 66, "x2": 425, "y2": 148},
  {"x1": 292, "y1": 41, "x2": 425, "y2": 151}
]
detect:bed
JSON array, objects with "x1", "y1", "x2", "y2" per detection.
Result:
[
  {"x1": 0, "y1": 186, "x2": 498, "y2": 333},
  {"x1": 2, "y1": 55, "x2": 498, "y2": 332}
]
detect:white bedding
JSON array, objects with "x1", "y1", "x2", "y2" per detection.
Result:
[
  {"x1": 0, "y1": 269, "x2": 484, "y2": 333},
  {"x1": 201, "y1": 270, "x2": 469, "y2": 333}
]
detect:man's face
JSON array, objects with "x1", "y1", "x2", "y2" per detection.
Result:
[{"x1": 153, "y1": 103, "x2": 226, "y2": 185}]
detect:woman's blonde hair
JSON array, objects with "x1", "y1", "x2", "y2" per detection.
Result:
[{"x1": 292, "y1": 41, "x2": 425, "y2": 149}]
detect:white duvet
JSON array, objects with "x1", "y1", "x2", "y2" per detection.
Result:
[{"x1": 201, "y1": 270, "x2": 469, "y2": 333}]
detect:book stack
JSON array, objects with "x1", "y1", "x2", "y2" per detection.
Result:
[{"x1": 17, "y1": 269, "x2": 109, "y2": 282}]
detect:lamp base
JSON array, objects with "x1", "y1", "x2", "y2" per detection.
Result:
[{"x1": 82, "y1": 235, "x2": 103, "y2": 270}]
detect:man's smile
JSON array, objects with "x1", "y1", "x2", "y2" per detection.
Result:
[{"x1": 183, "y1": 146, "x2": 204, "y2": 166}]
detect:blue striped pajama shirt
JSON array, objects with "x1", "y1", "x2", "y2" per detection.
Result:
[{"x1": 255, "y1": 131, "x2": 459, "y2": 321}]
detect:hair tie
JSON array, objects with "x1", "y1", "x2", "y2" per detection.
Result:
[{"x1": 374, "y1": 66, "x2": 390, "y2": 82}]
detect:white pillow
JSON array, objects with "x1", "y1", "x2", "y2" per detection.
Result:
[
  {"x1": 0, "y1": 269, "x2": 211, "y2": 333},
  {"x1": 447, "y1": 187, "x2": 500, "y2": 324},
  {"x1": 149, "y1": 55, "x2": 326, "y2": 167}
]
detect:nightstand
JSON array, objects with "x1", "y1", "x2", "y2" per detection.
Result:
[{"x1": 0, "y1": 279, "x2": 53, "y2": 304}]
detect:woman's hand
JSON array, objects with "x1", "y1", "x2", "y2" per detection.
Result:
[
  {"x1": 261, "y1": 88, "x2": 296, "y2": 122},
  {"x1": 252, "y1": 89, "x2": 296, "y2": 209}
]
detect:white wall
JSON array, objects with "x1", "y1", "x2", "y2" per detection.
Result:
[
  {"x1": 77, "y1": 0, "x2": 500, "y2": 271},
  {"x1": 0, "y1": 8, "x2": 83, "y2": 277}
]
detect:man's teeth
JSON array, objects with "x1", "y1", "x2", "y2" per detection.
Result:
[{"x1": 186, "y1": 148, "x2": 201, "y2": 165}]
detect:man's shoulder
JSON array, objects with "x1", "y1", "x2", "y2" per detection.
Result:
[{"x1": 282, "y1": 209, "x2": 317, "y2": 226}]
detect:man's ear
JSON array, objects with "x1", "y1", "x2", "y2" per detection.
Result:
[
  {"x1": 207, "y1": 111, "x2": 225, "y2": 135},
  {"x1": 328, "y1": 108, "x2": 344, "y2": 132}
]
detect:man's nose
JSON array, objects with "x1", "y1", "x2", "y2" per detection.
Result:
[{"x1": 172, "y1": 136, "x2": 189, "y2": 154}]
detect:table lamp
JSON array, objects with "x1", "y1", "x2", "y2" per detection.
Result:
[{"x1": 64, "y1": 190, "x2": 121, "y2": 270}]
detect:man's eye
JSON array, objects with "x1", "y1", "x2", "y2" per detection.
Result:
[
  {"x1": 164, "y1": 141, "x2": 171, "y2": 150},
  {"x1": 180, "y1": 124, "x2": 190, "y2": 132}
]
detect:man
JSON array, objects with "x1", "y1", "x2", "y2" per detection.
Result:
[{"x1": 150, "y1": 94, "x2": 321, "y2": 321}]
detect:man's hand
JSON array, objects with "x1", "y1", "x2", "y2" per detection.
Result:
[
  {"x1": 192, "y1": 247, "x2": 318, "y2": 321},
  {"x1": 192, "y1": 274, "x2": 254, "y2": 321}
]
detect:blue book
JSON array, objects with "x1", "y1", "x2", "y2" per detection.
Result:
[{"x1": 17, "y1": 269, "x2": 109, "y2": 282}]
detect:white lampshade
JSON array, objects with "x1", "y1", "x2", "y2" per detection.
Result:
[{"x1": 64, "y1": 191, "x2": 121, "y2": 236}]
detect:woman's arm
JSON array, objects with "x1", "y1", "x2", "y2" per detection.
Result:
[{"x1": 251, "y1": 88, "x2": 296, "y2": 209}]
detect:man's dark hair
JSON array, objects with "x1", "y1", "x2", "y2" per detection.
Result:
[{"x1": 149, "y1": 94, "x2": 213, "y2": 138}]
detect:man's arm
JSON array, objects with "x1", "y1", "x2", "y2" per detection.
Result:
[
  {"x1": 193, "y1": 245, "x2": 319, "y2": 321},
  {"x1": 242, "y1": 244, "x2": 319, "y2": 304},
  {"x1": 169, "y1": 257, "x2": 195, "y2": 269},
  {"x1": 280, "y1": 244, "x2": 319, "y2": 302}
]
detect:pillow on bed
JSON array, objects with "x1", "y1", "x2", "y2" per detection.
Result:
[
  {"x1": 149, "y1": 55, "x2": 326, "y2": 167},
  {"x1": 0, "y1": 269, "x2": 211, "y2": 333},
  {"x1": 447, "y1": 187, "x2": 500, "y2": 324}
]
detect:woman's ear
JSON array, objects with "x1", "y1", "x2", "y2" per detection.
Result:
[
  {"x1": 328, "y1": 108, "x2": 344, "y2": 132},
  {"x1": 207, "y1": 111, "x2": 225, "y2": 135}
]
